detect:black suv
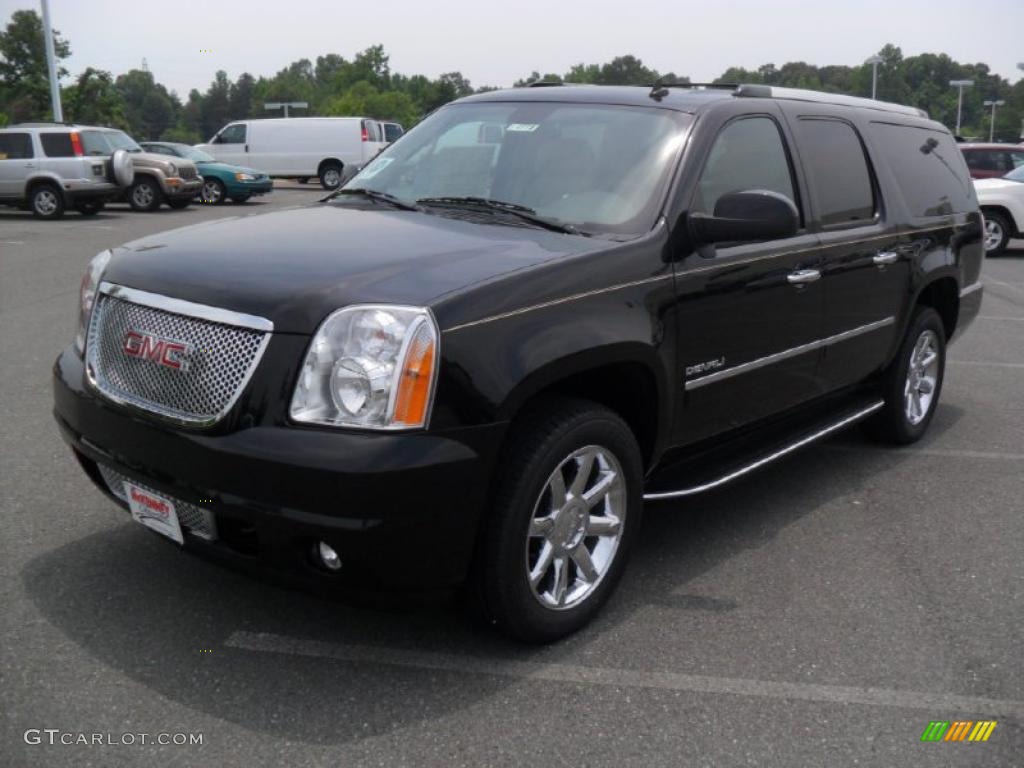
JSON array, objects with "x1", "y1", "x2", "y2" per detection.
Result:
[{"x1": 53, "y1": 84, "x2": 983, "y2": 642}]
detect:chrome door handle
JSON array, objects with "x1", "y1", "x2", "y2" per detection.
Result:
[
  {"x1": 873, "y1": 251, "x2": 899, "y2": 267},
  {"x1": 787, "y1": 269, "x2": 821, "y2": 285}
]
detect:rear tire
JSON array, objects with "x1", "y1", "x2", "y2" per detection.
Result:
[
  {"x1": 865, "y1": 306, "x2": 946, "y2": 445},
  {"x1": 982, "y1": 211, "x2": 1011, "y2": 256},
  {"x1": 472, "y1": 398, "x2": 643, "y2": 643},
  {"x1": 319, "y1": 162, "x2": 343, "y2": 190},
  {"x1": 128, "y1": 177, "x2": 161, "y2": 212},
  {"x1": 30, "y1": 183, "x2": 65, "y2": 219}
]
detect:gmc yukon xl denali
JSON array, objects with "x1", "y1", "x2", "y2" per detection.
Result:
[{"x1": 53, "y1": 84, "x2": 984, "y2": 642}]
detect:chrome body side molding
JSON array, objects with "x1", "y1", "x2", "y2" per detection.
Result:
[
  {"x1": 685, "y1": 317, "x2": 895, "y2": 391},
  {"x1": 643, "y1": 400, "x2": 885, "y2": 501}
]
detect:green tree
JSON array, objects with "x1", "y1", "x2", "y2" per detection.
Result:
[
  {"x1": 64, "y1": 67, "x2": 127, "y2": 128},
  {"x1": 0, "y1": 9, "x2": 71, "y2": 121}
]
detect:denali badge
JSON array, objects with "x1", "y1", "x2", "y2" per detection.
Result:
[
  {"x1": 685, "y1": 357, "x2": 726, "y2": 378},
  {"x1": 123, "y1": 330, "x2": 191, "y2": 371}
]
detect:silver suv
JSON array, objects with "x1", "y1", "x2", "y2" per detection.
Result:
[{"x1": 0, "y1": 123, "x2": 134, "y2": 219}]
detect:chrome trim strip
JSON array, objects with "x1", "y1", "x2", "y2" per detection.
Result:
[
  {"x1": 959, "y1": 281, "x2": 982, "y2": 298},
  {"x1": 443, "y1": 273, "x2": 674, "y2": 333},
  {"x1": 443, "y1": 224, "x2": 956, "y2": 333},
  {"x1": 685, "y1": 317, "x2": 895, "y2": 391},
  {"x1": 99, "y1": 282, "x2": 274, "y2": 332},
  {"x1": 643, "y1": 400, "x2": 885, "y2": 501}
]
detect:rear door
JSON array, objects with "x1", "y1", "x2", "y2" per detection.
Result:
[
  {"x1": 674, "y1": 108, "x2": 826, "y2": 444},
  {"x1": 781, "y1": 108, "x2": 906, "y2": 391},
  {"x1": 0, "y1": 131, "x2": 35, "y2": 197}
]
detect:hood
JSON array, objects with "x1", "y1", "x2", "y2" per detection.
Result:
[
  {"x1": 973, "y1": 177, "x2": 1021, "y2": 192},
  {"x1": 102, "y1": 203, "x2": 612, "y2": 334},
  {"x1": 130, "y1": 151, "x2": 198, "y2": 174},
  {"x1": 197, "y1": 161, "x2": 264, "y2": 177}
]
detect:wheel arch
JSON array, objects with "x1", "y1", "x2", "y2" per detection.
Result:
[
  {"x1": 497, "y1": 344, "x2": 670, "y2": 471},
  {"x1": 317, "y1": 157, "x2": 344, "y2": 176},
  {"x1": 980, "y1": 204, "x2": 1021, "y2": 237},
  {"x1": 26, "y1": 174, "x2": 67, "y2": 202},
  {"x1": 912, "y1": 274, "x2": 960, "y2": 341}
]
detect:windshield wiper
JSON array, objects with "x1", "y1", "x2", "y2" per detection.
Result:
[
  {"x1": 322, "y1": 187, "x2": 422, "y2": 211},
  {"x1": 416, "y1": 196, "x2": 586, "y2": 235}
]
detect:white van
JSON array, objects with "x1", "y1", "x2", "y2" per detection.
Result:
[{"x1": 196, "y1": 117, "x2": 388, "y2": 189}]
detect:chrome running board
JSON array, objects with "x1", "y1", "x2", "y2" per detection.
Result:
[{"x1": 643, "y1": 400, "x2": 885, "y2": 501}]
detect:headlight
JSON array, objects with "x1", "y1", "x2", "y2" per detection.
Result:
[
  {"x1": 76, "y1": 249, "x2": 112, "y2": 353},
  {"x1": 166, "y1": 163, "x2": 178, "y2": 176},
  {"x1": 290, "y1": 305, "x2": 439, "y2": 429},
  {"x1": 235, "y1": 172, "x2": 256, "y2": 181}
]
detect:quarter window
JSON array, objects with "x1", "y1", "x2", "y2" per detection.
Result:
[
  {"x1": 0, "y1": 132, "x2": 33, "y2": 159},
  {"x1": 693, "y1": 117, "x2": 799, "y2": 223},
  {"x1": 40, "y1": 132, "x2": 75, "y2": 157},
  {"x1": 795, "y1": 118, "x2": 875, "y2": 226}
]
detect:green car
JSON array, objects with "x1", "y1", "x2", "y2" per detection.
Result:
[{"x1": 140, "y1": 142, "x2": 273, "y2": 204}]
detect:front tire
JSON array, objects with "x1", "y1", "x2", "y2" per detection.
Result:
[
  {"x1": 200, "y1": 178, "x2": 226, "y2": 205},
  {"x1": 473, "y1": 398, "x2": 643, "y2": 643},
  {"x1": 983, "y1": 211, "x2": 1011, "y2": 256},
  {"x1": 30, "y1": 183, "x2": 65, "y2": 219},
  {"x1": 128, "y1": 178, "x2": 161, "y2": 212},
  {"x1": 866, "y1": 307, "x2": 946, "y2": 444}
]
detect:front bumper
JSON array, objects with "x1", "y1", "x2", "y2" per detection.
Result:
[
  {"x1": 52, "y1": 345, "x2": 504, "y2": 592},
  {"x1": 227, "y1": 179, "x2": 273, "y2": 196},
  {"x1": 163, "y1": 178, "x2": 203, "y2": 200}
]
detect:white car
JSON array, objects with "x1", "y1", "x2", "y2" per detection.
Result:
[
  {"x1": 196, "y1": 117, "x2": 389, "y2": 190},
  {"x1": 974, "y1": 165, "x2": 1024, "y2": 255}
]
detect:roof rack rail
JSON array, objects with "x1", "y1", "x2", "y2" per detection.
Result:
[
  {"x1": 526, "y1": 80, "x2": 564, "y2": 88},
  {"x1": 649, "y1": 80, "x2": 738, "y2": 101},
  {"x1": 9, "y1": 121, "x2": 77, "y2": 127},
  {"x1": 734, "y1": 84, "x2": 928, "y2": 118}
]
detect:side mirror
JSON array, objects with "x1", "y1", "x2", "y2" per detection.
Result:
[{"x1": 689, "y1": 190, "x2": 799, "y2": 246}]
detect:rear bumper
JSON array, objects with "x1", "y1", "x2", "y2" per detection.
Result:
[
  {"x1": 52, "y1": 345, "x2": 504, "y2": 592},
  {"x1": 952, "y1": 281, "x2": 983, "y2": 343}
]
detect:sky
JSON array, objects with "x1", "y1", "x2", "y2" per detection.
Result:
[{"x1": 3, "y1": 0, "x2": 1022, "y2": 98}]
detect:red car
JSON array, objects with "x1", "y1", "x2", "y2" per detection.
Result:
[{"x1": 960, "y1": 143, "x2": 1024, "y2": 179}]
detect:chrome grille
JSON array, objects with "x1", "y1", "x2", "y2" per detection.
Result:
[
  {"x1": 98, "y1": 464, "x2": 217, "y2": 541},
  {"x1": 86, "y1": 284, "x2": 271, "y2": 426},
  {"x1": 179, "y1": 165, "x2": 198, "y2": 180}
]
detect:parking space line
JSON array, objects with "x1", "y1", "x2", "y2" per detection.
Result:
[
  {"x1": 947, "y1": 360, "x2": 1024, "y2": 369},
  {"x1": 225, "y1": 631, "x2": 1024, "y2": 717}
]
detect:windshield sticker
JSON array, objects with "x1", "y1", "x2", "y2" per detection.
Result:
[
  {"x1": 507, "y1": 123, "x2": 540, "y2": 133},
  {"x1": 358, "y1": 157, "x2": 394, "y2": 178}
]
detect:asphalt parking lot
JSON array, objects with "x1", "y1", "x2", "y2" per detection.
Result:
[{"x1": 1, "y1": 185, "x2": 1022, "y2": 767}]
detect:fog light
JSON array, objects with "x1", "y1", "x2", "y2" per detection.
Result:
[{"x1": 317, "y1": 541, "x2": 342, "y2": 571}]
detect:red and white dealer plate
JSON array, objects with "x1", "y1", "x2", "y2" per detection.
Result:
[{"x1": 124, "y1": 482, "x2": 184, "y2": 545}]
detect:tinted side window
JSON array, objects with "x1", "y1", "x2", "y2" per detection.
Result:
[
  {"x1": 218, "y1": 124, "x2": 246, "y2": 143},
  {"x1": 384, "y1": 123, "x2": 403, "y2": 142},
  {"x1": 869, "y1": 123, "x2": 973, "y2": 217},
  {"x1": 963, "y1": 150, "x2": 998, "y2": 172},
  {"x1": 795, "y1": 118, "x2": 875, "y2": 226},
  {"x1": 0, "y1": 132, "x2": 34, "y2": 159},
  {"x1": 694, "y1": 116, "x2": 798, "y2": 222},
  {"x1": 1010, "y1": 151, "x2": 1024, "y2": 169},
  {"x1": 40, "y1": 132, "x2": 75, "y2": 157}
]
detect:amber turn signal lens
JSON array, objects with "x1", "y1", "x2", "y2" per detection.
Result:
[{"x1": 392, "y1": 321, "x2": 436, "y2": 427}]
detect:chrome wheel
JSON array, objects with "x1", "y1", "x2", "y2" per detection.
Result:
[
  {"x1": 984, "y1": 219, "x2": 1004, "y2": 252},
  {"x1": 131, "y1": 183, "x2": 155, "y2": 209},
  {"x1": 33, "y1": 188, "x2": 59, "y2": 216},
  {"x1": 525, "y1": 445, "x2": 626, "y2": 611},
  {"x1": 321, "y1": 167, "x2": 341, "y2": 188},
  {"x1": 201, "y1": 179, "x2": 223, "y2": 204},
  {"x1": 904, "y1": 329, "x2": 939, "y2": 425}
]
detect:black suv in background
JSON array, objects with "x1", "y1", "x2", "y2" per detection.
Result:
[{"x1": 53, "y1": 84, "x2": 983, "y2": 642}]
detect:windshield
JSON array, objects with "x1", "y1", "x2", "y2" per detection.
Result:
[
  {"x1": 105, "y1": 130, "x2": 143, "y2": 153},
  {"x1": 1004, "y1": 165, "x2": 1024, "y2": 183},
  {"x1": 179, "y1": 146, "x2": 215, "y2": 163},
  {"x1": 340, "y1": 102, "x2": 691, "y2": 236}
]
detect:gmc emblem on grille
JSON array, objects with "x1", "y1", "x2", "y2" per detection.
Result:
[{"x1": 123, "y1": 330, "x2": 191, "y2": 371}]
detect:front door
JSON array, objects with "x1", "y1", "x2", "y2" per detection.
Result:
[
  {"x1": 674, "y1": 112, "x2": 826, "y2": 445},
  {"x1": 211, "y1": 123, "x2": 248, "y2": 166}
]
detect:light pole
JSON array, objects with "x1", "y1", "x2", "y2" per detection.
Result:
[
  {"x1": 264, "y1": 102, "x2": 308, "y2": 118},
  {"x1": 40, "y1": 0, "x2": 63, "y2": 122},
  {"x1": 983, "y1": 99, "x2": 1005, "y2": 142},
  {"x1": 865, "y1": 55, "x2": 883, "y2": 100},
  {"x1": 949, "y1": 80, "x2": 974, "y2": 136}
]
